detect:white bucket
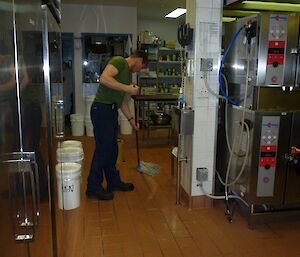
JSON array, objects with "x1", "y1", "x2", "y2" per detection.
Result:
[
  {"x1": 61, "y1": 140, "x2": 83, "y2": 149},
  {"x1": 56, "y1": 146, "x2": 84, "y2": 165},
  {"x1": 56, "y1": 162, "x2": 81, "y2": 210},
  {"x1": 85, "y1": 96, "x2": 95, "y2": 119},
  {"x1": 85, "y1": 118, "x2": 94, "y2": 137},
  {"x1": 120, "y1": 119, "x2": 132, "y2": 135},
  {"x1": 70, "y1": 114, "x2": 84, "y2": 136},
  {"x1": 119, "y1": 111, "x2": 132, "y2": 135}
]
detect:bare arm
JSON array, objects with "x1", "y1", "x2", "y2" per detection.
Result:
[
  {"x1": 19, "y1": 64, "x2": 29, "y2": 90},
  {"x1": 100, "y1": 64, "x2": 139, "y2": 95},
  {"x1": 120, "y1": 94, "x2": 139, "y2": 130},
  {"x1": 0, "y1": 63, "x2": 16, "y2": 91},
  {"x1": 0, "y1": 63, "x2": 29, "y2": 91}
]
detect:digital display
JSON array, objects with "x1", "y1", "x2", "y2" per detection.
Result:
[
  {"x1": 261, "y1": 152, "x2": 276, "y2": 158},
  {"x1": 268, "y1": 48, "x2": 284, "y2": 54}
]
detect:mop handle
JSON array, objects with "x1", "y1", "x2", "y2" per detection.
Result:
[
  {"x1": 135, "y1": 130, "x2": 140, "y2": 164},
  {"x1": 134, "y1": 99, "x2": 141, "y2": 164}
]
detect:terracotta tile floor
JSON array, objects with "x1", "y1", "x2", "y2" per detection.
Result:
[{"x1": 62, "y1": 130, "x2": 300, "y2": 257}]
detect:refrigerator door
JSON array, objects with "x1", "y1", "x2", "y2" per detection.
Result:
[
  {"x1": 0, "y1": 2, "x2": 44, "y2": 256},
  {"x1": 0, "y1": 0, "x2": 64, "y2": 256},
  {"x1": 284, "y1": 112, "x2": 300, "y2": 204}
]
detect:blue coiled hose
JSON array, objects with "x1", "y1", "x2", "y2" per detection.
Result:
[{"x1": 218, "y1": 26, "x2": 245, "y2": 105}]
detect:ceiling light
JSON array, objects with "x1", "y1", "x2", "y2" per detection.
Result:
[
  {"x1": 165, "y1": 8, "x2": 186, "y2": 18},
  {"x1": 241, "y1": 1, "x2": 300, "y2": 12},
  {"x1": 222, "y1": 17, "x2": 237, "y2": 22}
]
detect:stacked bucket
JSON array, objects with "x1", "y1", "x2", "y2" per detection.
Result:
[
  {"x1": 69, "y1": 96, "x2": 95, "y2": 137},
  {"x1": 56, "y1": 140, "x2": 84, "y2": 210},
  {"x1": 85, "y1": 96, "x2": 95, "y2": 137},
  {"x1": 70, "y1": 114, "x2": 84, "y2": 136}
]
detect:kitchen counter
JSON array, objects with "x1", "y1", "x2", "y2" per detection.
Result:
[
  {"x1": 132, "y1": 94, "x2": 178, "y2": 141},
  {"x1": 132, "y1": 94, "x2": 178, "y2": 102}
]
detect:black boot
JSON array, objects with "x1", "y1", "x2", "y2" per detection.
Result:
[
  {"x1": 85, "y1": 188, "x2": 114, "y2": 200},
  {"x1": 107, "y1": 170, "x2": 134, "y2": 192},
  {"x1": 108, "y1": 182, "x2": 134, "y2": 192}
]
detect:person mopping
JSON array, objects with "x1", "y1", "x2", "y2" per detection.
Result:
[{"x1": 86, "y1": 50, "x2": 148, "y2": 200}]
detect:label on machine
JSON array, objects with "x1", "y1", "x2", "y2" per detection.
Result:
[
  {"x1": 265, "y1": 14, "x2": 288, "y2": 86},
  {"x1": 256, "y1": 116, "x2": 280, "y2": 197}
]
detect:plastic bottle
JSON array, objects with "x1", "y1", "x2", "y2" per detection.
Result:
[{"x1": 178, "y1": 87, "x2": 184, "y2": 109}]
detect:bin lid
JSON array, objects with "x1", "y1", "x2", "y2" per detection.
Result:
[
  {"x1": 61, "y1": 140, "x2": 83, "y2": 148},
  {"x1": 56, "y1": 146, "x2": 84, "y2": 162},
  {"x1": 55, "y1": 162, "x2": 81, "y2": 174}
]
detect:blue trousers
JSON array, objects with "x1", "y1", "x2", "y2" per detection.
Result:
[{"x1": 87, "y1": 102, "x2": 121, "y2": 191}]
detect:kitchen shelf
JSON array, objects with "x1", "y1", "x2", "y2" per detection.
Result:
[
  {"x1": 158, "y1": 61, "x2": 181, "y2": 64},
  {"x1": 139, "y1": 75, "x2": 157, "y2": 79},
  {"x1": 157, "y1": 76, "x2": 181, "y2": 78},
  {"x1": 133, "y1": 94, "x2": 177, "y2": 141},
  {"x1": 159, "y1": 47, "x2": 181, "y2": 51},
  {"x1": 137, "y1": 42, "x2": 182, "y2": 140}
]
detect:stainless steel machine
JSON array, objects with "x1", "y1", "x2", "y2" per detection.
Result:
[{"x1": 217, "y1": 13, "x2": 300, "y2": 226}]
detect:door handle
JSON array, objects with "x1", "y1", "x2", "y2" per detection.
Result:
[
  {"x1": 290, "y1": 48, "x2": 300, "y2": 88},
  {"x1": 54, "y1": 99, "x2": 64, "y2": 138},
  {"x1": 4, "y1": 152, "x2": 40, "y2": 242}
]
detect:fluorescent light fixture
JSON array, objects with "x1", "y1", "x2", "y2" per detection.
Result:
[
  {"x1": 165, "y1": 8, "x2": 186, "y2": 18},
  {"x1": 232, "y1": 64, "x2": 244, "y2": 70},
  {"x1": 242, "y1": 1, "x2": 300, "y2": 12}
]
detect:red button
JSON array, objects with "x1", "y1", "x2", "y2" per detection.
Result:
[{"x1": 271, "y1": 76, "x2": 278, "y2": 83}]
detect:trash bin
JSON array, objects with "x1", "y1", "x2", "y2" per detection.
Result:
[
  {"x1": 85, "y1": 96, "x2": 95, "y2": 120},
  {"x1": 119, "y1": 111, "x2": 132, "y2": 135},
  {"x1": 56, "y1": 162, "x2": 81, "y2": 210},
  {"x1": 70, "y1": 114, "x2": 84, "y2": 136}
]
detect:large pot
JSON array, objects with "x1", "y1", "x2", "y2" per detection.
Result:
[{"x1": 150, "y1": 113, "x2": 171, "y2": 125}]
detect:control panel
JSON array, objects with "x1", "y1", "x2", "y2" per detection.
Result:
[
  {"x1": 265, "y1": 14, "x2": 288, "y2": 86},
  {"x1": 256, "y1": 116, "x2": 280, "y2": 197}
]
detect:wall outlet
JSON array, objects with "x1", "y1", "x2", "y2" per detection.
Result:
[
  {"x1": 196, "y1": 168, "x2": 208, "y2": 182},
  {"x1": 200, "y1": 58, "x2": 213, "y2": 72}
]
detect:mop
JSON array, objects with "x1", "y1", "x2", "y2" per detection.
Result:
[{"x1": 134, "y1": 99, "x2": 160, "y2": 176}]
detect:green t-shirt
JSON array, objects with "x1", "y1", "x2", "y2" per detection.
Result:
[{"x1": 94, "y1": 56, "x2": 131, "y2": 107}]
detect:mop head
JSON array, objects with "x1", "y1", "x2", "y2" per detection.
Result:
[{"x1": 137, "y1": 161, "x2": 160, "y2": 176}]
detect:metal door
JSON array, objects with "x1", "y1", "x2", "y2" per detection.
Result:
[
  {"x1": 285, "y1": 112, "x2": 300, "y2": 204},
  {"x1": 0, "y1": 0, "x2": 64, "y2": 256}
]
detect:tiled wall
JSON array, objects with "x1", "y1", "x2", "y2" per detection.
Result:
[{"x1": 185, "y1": 0, "x2": 223, "y2": 197}]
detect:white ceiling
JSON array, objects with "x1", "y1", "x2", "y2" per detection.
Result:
[{"x1": 62, "y1": 0, "x2": 186, "y2": 20}]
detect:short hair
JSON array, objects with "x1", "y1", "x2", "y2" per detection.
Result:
[{"x1": 130, "y1": 49, "x2": 148, "y2": 66}]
